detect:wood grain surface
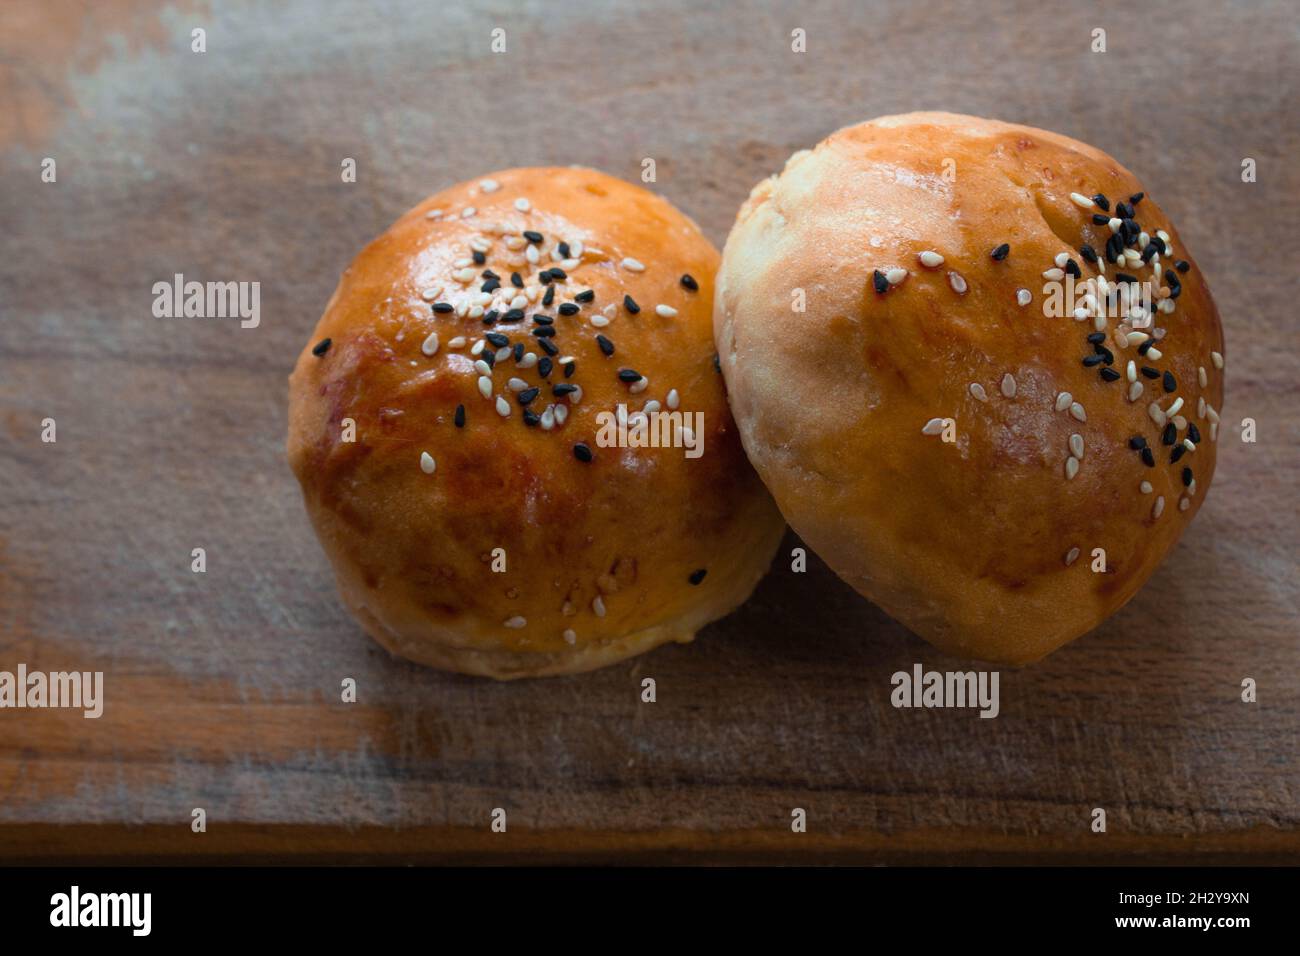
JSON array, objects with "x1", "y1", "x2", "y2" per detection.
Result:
[{"x1": 1, "y1": 0, "x2": 1297, "y2": 864}]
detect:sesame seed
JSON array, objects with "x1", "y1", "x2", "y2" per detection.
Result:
[
  {"x1": 592, "y1": 595, "x2": 607, "y2": 617},
  {"x1": 621, "y1": 257, "x2": 645, "y2": 272},
  {"x1": 1000, "y1": 373, "x2": 1016, "y2": 398},
  {"x1": 1055, "y1": 391, "x2": 1072, "y2": 412},
  {"x1": 479, "y1": 179, "x2": 500, "y2": 192},
  {"x1": 1167, "y1": 397, "x2": 1184, "y2": 417},
  {"x1": 454, "y1": 404, "x2": 465, "y2": 427},
  {"x1": 1163, "y1": 371, "x2": 1177, "y2": 393},
  {"x1": 1141, "y1": 447, "x2": 1155, "y2": 467},
  {"x1": 688, "y1": 569, "x2": 708, "y2": 585},
  {"x1": 991, "y1": 243, "x2": 1010, "y2": 260},
  {"x1": 1042, "y1": 268, "x2": 1065, "y2": 281},
  {"x1": 1017, "y1": 289, "x2": 1032, "y2": 307},
  {"x1": 432, "y1": 302, "x2": 455, "y2": 314},
  {"x1": 563, "y1": 629, "x2": 577, "y2": 645},
  {"x1": 1128, "y1": 381, "x2": 1144, "y2": 402},
  {"x1": 495, "y1": 396, "x2": 510, "y2": 417},
  {"x1": 1100, "y1": 367, "x2": 1121, "y2": 382},
  {"x1": 1065, "y1": 456, "x2": 1080, "y2": 480},
  {"x1": 1211, "y1": 351, "x2": 1224, "y2": 369},
  {"x1": 921, "y1": 418, "x2": 946, "y2": 436},
  {"x1": 503, "y1": 616, "x2": 526, "y2": 629},
  {"x1": 425, "y1": 208, "x2": 444, "y2": 219},
  {"x1": 1140, "y1": 480, "x2": 1153, "y2": 494},
  {"x1": 886, "y1": 267, "x2": 909, "y2": 285},
  {"x1": 1179, "y1": 496, "x2": 1191, "y2": 512},
  {"x1": 312, "y1": 337, "x2": 332, "y2": 356},
  {"x1": 559, "y1": 303, "x2": 579, "y2": 316},
  {"x1": 420, "y1": 451, "x2": 436, "y2": 474},
  {"x1": 681, "y1": 274, "x2": 698, "y2": 291},
  {"x1": 575, "y1": 289, "x2": 595, "y2": 303},
  {"x1": 918, "y1": 250, "x2": 944, "y2": 268},
  {"x1": 618, "y1": 368, "x2": 643, "y2": 383},
  {"x1": 590, "y1": 315, "x2": 610, "y2": 328},
  {"x1": 461, "y1": 206, "x2": 476, "y2": 218},
  {"x1": 1070, "y1": 402, "x2": 1086, "y2": 422},
  {"x1": 573, "y1": 442, "x2": 593, "y2": 462},
  {"x1": 477, "y1": 375, "x2": 493, "y2": 399},
  {"x1": 1070, "y1": 192, "x2": 1094, "y2": 209},
  {"x1": 655, "y1": 304, "x2": 678, "y2": 318},
  {"x1": 948, "y1": 271, "x2": 968, "y2": 294},
  {"x1": 1055, "y1": 252, "x2": 1070, "y2": 268},
  {"x1": 1148, "y1": 402, "x2": 1167, "y2": 427},
  {"x1": 623, "y1": 294, "x2": 641, "y2": 314},
  {"x1": 969, "y1": 383, "x2": 988, "y2": 402},
  {"x1": 514, "y1": 198, "x2": 531, "y2": 212},
  {"x1": 421, "y1": 331, "x2": 440, "y2": 356},
  {"x1": 1065, "y1": 547, "x2": 1080, "y2": 566},
  {"x1": 1069, "y1": 434, "x2": 1085, "y2": 459},
  {"x1": 596, "y1": 334, "x2": 615, "y2": 356},
  {"x1": 872, "y1": 270, "x2": 889, "y2": 294},
  {"x1": 666, "y1": 388, "x2": 680, "y2": 410},
  {"x1": 1153, "y1": 496, "x2": 1165, "y2": 519}
]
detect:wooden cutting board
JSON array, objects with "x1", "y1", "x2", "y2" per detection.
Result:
[{"x1": 1, "y1": 0, "x2": 1296, "y2": 863}]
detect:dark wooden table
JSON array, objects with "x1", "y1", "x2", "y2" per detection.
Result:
[{"x1": 1, "y1": 0, "x2": 1297, "y2": 863}]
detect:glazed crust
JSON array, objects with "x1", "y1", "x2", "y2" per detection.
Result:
[
  {"x1": 289, "y1": 167, "x2": 785, "y2": 679},
  {"x1": 715, "y1": 112, "x2": 1225, "y2": 664}
]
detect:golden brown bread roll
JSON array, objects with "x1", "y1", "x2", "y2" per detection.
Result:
[
  {"x1": 715, "y1": 112, "x2": 1225, "y2": 664},
  {"x1": 289, "y1": 167, "x2": 784, "y2": 678}
]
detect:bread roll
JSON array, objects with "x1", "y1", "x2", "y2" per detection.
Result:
[
  {"x1": 290, "y1": 167, "x2": 784, "y2": 678},
  {"x1": 715, "y1": 112, "x2": 1224, "y2": 663}
]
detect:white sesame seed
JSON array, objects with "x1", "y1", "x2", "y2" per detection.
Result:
[
  {"x1": 1146, "y1": 347, "x2": 1163, "y2": 361},
  {"x1": 1167, "y1": 397, "x2": 1184, "y2": 417},
  {"x1": 479, "y1": 179, "x2": 500, "y2": 193},
  {"x1": 474, "y1": 359, "x2": 492, "y2": 376},
  {"x1": 518, "y1": 352, "x2": 538, "y2": 369},
  {"x1": 425, "y1": 208, "x2": 444, "y2": 219},
  {"x1": 1126, "y1": 360, "x2": 1137, "y2": 383},
  {"x1": 495, "y1": 396, "x2": 510, "y2": 417},
  {"x1": 1093, "y1": 315, "x2": 1107, "y2": 332},
  {"x1": 540, "y1": 407, "x2": 555, "y2": 430},
  {"x1": 1070, "y1": 192, "x2": 1094, "y2": 209},
  {"x1": 629, "y1": 377, "x2": 649, "y2": 395},
  {"x1": 655, "y1": 304, "x2": 678, "y2": 318},
  {"x1": 885, "y1": 267, "x2": 908, "y2": 285},
  {"x1": 1197, "y1": 366, "x2": 1208, "y2": 388},
  {"x1": 494, "y1": 347, "x2": 510, "y2": 364},
  {"x1": 1065, "y1": 547, "x2": 1081, "y2": 566},
  {"x1": 1069, "y1": 434, "x2": 1085, "y2": 459},
  {"x1": 1153, "y1": 496, "x2": 1165, "y2": 519},
  {"x1": 1179, "y1": 496, "x2": 1190, "y2": 512},
  {"x1": 590, "y1": 315, "x2": 610, "y2": 328},
  {"x1": 1065, "y1": 456, "x2": 1080, "y2": 480},
  {"x1": 592, "y1": 595, "x2": 606, "y2": 618},
  {"x1": 621, "y1": 257, "x2": 645, "y2": 272},
  {"x1": 1210, "y1": 422, "x2": 1218, "y2": 442},
  {"x1": 453, "y1": 268, "x2": 476, "y2": 283},
  {"x1": 554, "y1": 404, "x2": 568, "y2": 424},
  {"x1": 1206, "y1": 405, "x2": 1220, "y2": 424},
  {"x1": 1128, "y1": 381, "x2": 1144, "y2": 402},
  {"x1": 1070, "y1": 402, "x2": 1086, "y2": 422},
  {"x1": 643, "y1": 400, "x2": 661, "y2": 414},
  {"x1": 505, "y1": 235, "x2": 526, "y2": 251},
  {"x1": 919, "y1": 250, "x2": 945, "y2": 268},
  {"x1": 1055, "y1": 391, "x2": 1072, "y2": 412},
  {"x1": 514, "y1": 197, "x2": 531, "y2": 212},
  {"x1": 1108, "y1": 217, "x2": 1122, "y2": 233},
  {"x1": 563, "y1": 629, "x2": 577, "y2": 645},
  {"x1": 1188, "y1": 479, "x2": 1197, "y2": 496},
  {"x1": 948, "y1": 271, "x2": 968, "y2": 294},
  {"x1": 509, "y1": 294, "x2": 527, "y2": 310},
  {"x1": 969, "y1": 383, "x2": 988, "y2": 402},
  {"x1": 503, "y1": 615, "x2": 526, "y2": 629},
  {"x1": 471, "y1": 339, "x2": 486, "y2": 356},
  {"x1": 568, "y1": 385, "x2": 583, "y2": 405},
  {"x1": 448, "y1": 336, "x2": 466, "y2": 349},
  {"x1": 1055, "y1": 252, "x2": 1070, "y2": 268},
  {"x1": 1211, "y1": 350, "x2": 1224, "y2": 369},
  {"x1": 1017, "y1": 289, "x2": 1032, "y2": 307},
  {"x1": 1042, "y1": 268, "x2": 1065, "y2": 281},
  {"x1": 477, "y1": 375, "x2": 493, "y2": 399},
  {"x1": 1140, "y1": 481, "x2": 1153, "y2": 494},
  {"x1": 420, "y1": 286, "x2": 441, "y2": 301},
  {"x1": 525, "y1": 244, "x2": 540, "y2": 264},
  {"x1": 921, "y1": 417, "x2": 946, "y2": 436},
  {"x1": 1000, "y1": 373, "x2": 1016, "y2": 398},
  {"x1": 1115, "y1": 330, "x2": 1129, "y2": 348},
  {"x1": 1173, "y1": 415, "x2": 1187, "y2": 431},
  {"x1": 417, "y1": 331, "x2": 438, "y2": 357},
  {"x1": 508, "y1": 377, "x2": 528, "y2": 392},
  {"x1": 1148, "y1": 402, "x2": 1167, "y2": 427},
  {"x1": 420, "y1": 451, "x2": 436, "y2": 474},
  {"x1": 454, "y1": 257, "x2": 472, "y2": 269},
  {"x1": 666, "y1": 388, "x2": 680, "y2": 410},
  {"x1": 461, "y1": 206, "x2": 476, "y2": 218}
]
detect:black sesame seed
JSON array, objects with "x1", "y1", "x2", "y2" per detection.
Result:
[
  {"x1": 573, "y1": 442, "x2": 593, "y2": 462},
  {"x1": 481, "y1": 278, "x2": 501, "y2": 293},
  {"x1": 510, "y1": 272, "x2": 524, "y2": 288},
  {"x1": 473, "y1": 250, "x2": 487, "y2": 265},
  {"x1": 522, "y1": 410, "x2": 540, "y2": 426},
  {"x1": 542, "y1": 284, "x2": 555, "y2": 306},
  {"x1": 1129, "y1": 435, "x2": 1147, "y2": 450},
  {"x1": 618, "y1": 368, "x2": 643, "y2": 383},
  {"x1": 1162, "y1": 371, "x2": 1176, "y2": 393},
  {"x1": 596, "y1": 334, "x2": 615, "y2": 356},
  {"x1": 1080, "y1": 244, "x2": 1098, "y2": 264},
  {"x1": 482, "y1": 269, "x2": 499, "y2": 280},
  {"x1": 483, "y1": 309, "x2": 499, "y2": 325},
  {"x1": 1129, "y1": 192, "x2": 1144, "y2": 205},
  {"x1": 575, "y1": 289, "x2": 595, "y2": 303},
  {"x1": 432, "y1": 302, "x2": 454, "y2": 313},
  {"x1": 1182, "y1": 467, "x2": 1193, "y2": 487},
  {"x1": 1065, "y1": 258, "x2": 1081, "y2": 278},
  {"x1": 1100, "y1": 367, "x2": 1120, "y2": 382},
  {"x1": 553, "y1": 383, "x2": 578, "y2": 396},
  {"x1": 532, "y1": 313, "x2": 554, "y2": 325},
  {"x1": 1140, "y1": 366, "x2": 1160, "y2": 379},
  {"x1": 486, "y1": 332, "x2": 510, "y2": 347},
  {"x1": 1116, "y1": 272, "x2": 1138, "y2": 284},
  {"x1": 558, "y1": 303, "x2": 579, "y2": 316},
  {"x1": 681, "y1": 273, "x2": 699, "y2": 291},
  {"x1": 481, "y1": 350, "x2": 495, "y2": 369},
  {"x1": 1083, "y1": 354, "x2": 1105, "y2": 367},
  {"x1": 558, "y1": 241, "x2": 571, "y2": 258},
  {"x1": 454, "y1": 404, "x2": 465, "y2": 428},
  {"x1": 1097, "y1": 345, "x2": 1114, "y2": 364},
  {"x1": 523, "y1": 230, "x2": 544, "y2": 244},
  {"x1": 1092, "y1": 213, "x2": 1110, "y2": 226},
  {"x1": 538, "y1": 357, "x2": 553, "y2": 378},
  {"x1": 1187, "y1": 423, "x2": 1201, "y2": 444},
  {"x1": 512, "y1": 343, "x2": 524, "y2": 362},
  {"x1": 1087, "y1": 332, "x2": 1106, "y2": 344},
  {"x1": 991, "y1": 243, "x2": 1010, "y2": 261},
  {"x1": 1092, "y1": 193, "x2": 1110, "y2": 211},
  {"x1": 311, "y1": 337, "x2": 331, "y2": 356},
  {"x1": 517, "y1": 387, "x2": 540, "y2": 406},
  {"x1": 1170, "y1": 444, "x2": 1186, "y2": 464},
  {"x1": 1140, "y1": 242, "x2": 1158, "y2": 263},
  {"x1": 1141, "y1": 447, "x2": 1155, "y2": 467},
  {"x1": 537, "y1": 270, "x2": 553, "y2": 285},
  {"x1": 1175, "y1": 260, "x2": 1190, "y2": 273},
  {"x1": 623, "y1": 294, "x2": 641, "y2": 314},
  {"x1": 549, "y1": 268, "x2": 567, "y2": 280},
  {"x1": 1117, "y1": 201, "x2": 1134, "y2": 219},
  {"x1": 688, "y1": 569, "x2": 707, "y2": 586},
  {"x1": 563, "y1": 360, "x2": 576, "y2": 378},
  {"x1": 538, "y1": 337, "x2": 558, "y2": 356},
  {"x1": 532, "y1": 326, "x2": 556, "y2": 338},
  {"x1": 1162, "y1": 422, "x2": 1177, "y2": 446},
  {"x1": 872, "y1": 269, "x2": 889, "y2": 294},
  {"x1": 713, "y1": 353, "x2": 721, "y2": 373},
  {"x1": 1137, "y1": 340, "x2": 1155, "y2": 357},
  {"x1": 503, "y1": 308, "x2": 525, "y2": 323}
]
